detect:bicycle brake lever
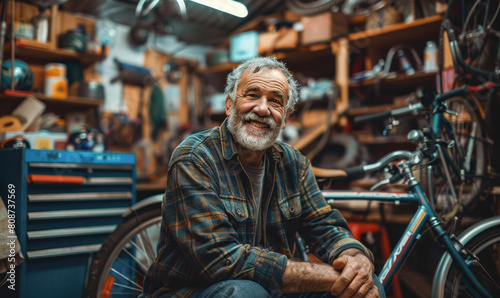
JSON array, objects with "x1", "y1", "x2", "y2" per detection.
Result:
[
  {"x1": 382, "y1": 118, "x2": 400, "y2": 136},
  {"x1": 445, "y1": 109, "x2": 458, "y2": 117},
  {"x1": 370, "y1": 178, "x2": 391, "y2": 191}
]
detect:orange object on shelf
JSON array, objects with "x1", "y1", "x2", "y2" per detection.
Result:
[
  {"x1": 3, "y1": 89, "x2": 35, "y2": 97},
  {"x1": 27, "y1": 174, "x2": 84, "y2": 184}
]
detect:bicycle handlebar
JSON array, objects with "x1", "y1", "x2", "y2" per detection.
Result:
[
  {"x1": 354, "y1": 103, "x2": 423, "y2": 123},
  {"x1": 435, "y1": 85, "x2": 469, "y2": 103},
  {"x1": 343, "y1": 150, "x2": 413, "y2": 179},
  {"x1": 354, "y1": 84, "x2": 469, "y2": 124},
  {"x1": 354, "y1": 110, "x2": 391, "y2": 123}
]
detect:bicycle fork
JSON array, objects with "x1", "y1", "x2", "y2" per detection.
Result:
[{"x1": 411, "y1": 183, "x2": 492, "y2": 298}]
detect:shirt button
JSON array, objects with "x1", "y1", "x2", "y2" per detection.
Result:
[
  {"x1": 236, "y1": 209, "x2": 242, "y2": 217},
  {"x1": 290, "y1": 207, "x2": 296, "y2": 213},
  {"x1": 225, "y1": 260, "x2": 231, "y2": 266}
]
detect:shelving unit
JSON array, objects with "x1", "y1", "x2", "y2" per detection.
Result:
[
  {"x1": 1, "y1": 92, "x2": 104, "y2": 107},
  {"x1": 7, "y1": 39, "x2": 107, "y2": 67},
  {"x1": 193, "y1": 15, "x2": 443, "y2": 160},
  {"x1": 349, "y1": 71, "x2": 437, "y2": 89},
  {"x1": 0, "y1": 1, "x2": 106, "y2": 127},
  {"x1": 338, "y1": 16, "x2": 444, "y2": 160}
]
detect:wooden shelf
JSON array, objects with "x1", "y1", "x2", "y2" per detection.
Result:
[
  {"x1": 197, "y1": 17, "x2": 443, "y2": 77},
  {"x1": 197, "y1": 43, "x2": 333, "y2": 75},
  {"x1": 197, "y1": 62, "x2": 240, "y2": 74},
  {"x1": 348, "y1": 104, "x2": 400, "y2": 116},
  {"x1": 6, "y1": 39, "x2": 107, "y2": 67},
  {"x1": 357, "y1": 134, "x2": 410, "y2": 145},
  {"x1": 348, "y1": 15, "x2": 443, "y2": 46},
  {"x1": 349, "y1": 71, "x2": 438, "y2": 89},
  {"x1": 1, "y1": 92, "x2": 104, "y2": 107}
]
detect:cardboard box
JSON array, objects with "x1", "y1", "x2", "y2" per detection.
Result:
[
  {"x1": 301, "y1": 12, "x2": 348, "y2": 45},
  {"x1": 258, "y1": 27, "x2": 299, "y2": 55}
]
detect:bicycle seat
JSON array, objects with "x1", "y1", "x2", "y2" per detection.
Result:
[{"x1": 311, "y1": 166, "x2": 348, "y2": 179}]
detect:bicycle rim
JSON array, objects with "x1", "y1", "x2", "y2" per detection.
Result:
[
  {"x1": 285, "y1": 0, "x2": 343, "y2": 16},
  {"x1": 443, "y1": 97, "x2": 486, "y2": 205},
  {"x1": 444, "y1": 0, "x2": 500, "y2": 85},
  {"x1": 422, "y1": 97, "x2": 487, "y2": 219},
  {"x1": 87, "y1": 210, "x2": 162, "y2": 298},
  {"x1": 443, "y1": 228, "x2": 500, "y2": 297}
]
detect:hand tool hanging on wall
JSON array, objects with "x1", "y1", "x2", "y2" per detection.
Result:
[
  {"x1": 0, "y1": 0, "x2": 8, "y2": 68},
  {"x1": 111, "y1": 58, "x2": 154, "y2": 141},
  {"x1": 111, "y1": 58, "x2": 164, "y2": 182}
]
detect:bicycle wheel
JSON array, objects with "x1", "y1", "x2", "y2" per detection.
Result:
[
  {"x1": 440, "y1": 0, "x2": 500, "y2": 85},
  {"x1": 420, "y1": 96, "x2": 487, "y2": 220},
  {"x1": 85, "y1": 208, "x2": 161, "y2": 298},
  {"x1": 440, "y1": 222, "x2": 500, "y2": 297},
  {"x1": 285, "y1": 0, "x2": 342, "y2": 16}
]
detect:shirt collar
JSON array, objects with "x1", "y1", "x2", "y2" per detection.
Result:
[{"x1": 220, "y1": 118, "x2": 284, "y2": 162}]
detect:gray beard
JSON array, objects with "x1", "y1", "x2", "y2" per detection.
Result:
[{"x1": 227, "y1": 106, "x2": 284, "y2": 152}]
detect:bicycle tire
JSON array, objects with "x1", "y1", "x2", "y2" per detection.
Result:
[
  {"x1": 85, "y1": 208, "x2": 161, "y2": 298},
  {"x1": 420, "y1": 96, "x2": 488, "y2": 220},
  {"x1": 440, "y1": 1, "x2": 500, "y2": 85},
  {"x1": 439, "y1": 222, "x2": 500, "y2": 297},
  {"x1": 485, "y1": 90, "x2": 500, "y2": 172},
  {"x1": 285, "y1": 0, "x2": 342, "y2": 16}
]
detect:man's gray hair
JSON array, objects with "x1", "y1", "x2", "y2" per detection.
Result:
[{"x1": 224, "y1": 57, "x2": 299, "y2": 116}]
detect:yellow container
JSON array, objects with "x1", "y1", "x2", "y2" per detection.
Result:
[
  {"x1": 45, "y1": 63, "x2": 66, "y2": 78},
  {"x1": 44, "y1": 77, "x2": 68, "y2": 99}
]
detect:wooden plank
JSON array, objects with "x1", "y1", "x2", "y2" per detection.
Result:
[
  {"x1": 442, "y1": 30, "x2": 454, "y2": 69},
  {"x1": 336, "y1": 37, "x2": 349, "y2": 108},
  {"x1": 348, "y1": 104, "x2": 398, "y2": 116},
  {"x1": 292, "y1": 104, "x2": 347, "y2": 151},
  {"x1": 348, "y1": 15, "x2": 443, "y2": 41},
  {"x1": 55, "y1": 10, "x2": 96, "y2": 38},
  {"x1": 197, "y1": 62, "x2": 240, "y2": 74}
]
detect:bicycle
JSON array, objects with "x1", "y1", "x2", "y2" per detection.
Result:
[
  {"x1": 353, "y1": 84, "x2": 491, "y2": 225},
  {"x1": 84, "y1": 86, "x2": 500, "y2": 298}
]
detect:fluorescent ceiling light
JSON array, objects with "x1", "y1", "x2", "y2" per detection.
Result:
[{"x1": 190, "y1": 0, "x2": 248, "y2": 18}]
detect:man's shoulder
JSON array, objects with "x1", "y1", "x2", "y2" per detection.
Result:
[
  {"x1": 275, "y1": 140, "x2": 306, "y2": 161},
  {"x1": 172, "y1": 126, "x2": 221, "y2": 159}
]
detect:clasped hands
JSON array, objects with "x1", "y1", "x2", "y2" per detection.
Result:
[{"x1": 330, "y1": 248, "x2": 380, "y2": 298}]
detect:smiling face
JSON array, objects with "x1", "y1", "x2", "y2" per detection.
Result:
[{"x1": 226, "y1": 68, "x2": 289, "y2": 152}]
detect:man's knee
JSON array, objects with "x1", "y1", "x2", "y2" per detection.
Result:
[{"x1": 192, "y1": 280, "x2": 271, "y2": 298}]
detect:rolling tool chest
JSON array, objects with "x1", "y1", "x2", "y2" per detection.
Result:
[{"x1": 0, "y1": 149, "x2": 136, "y2": 298}]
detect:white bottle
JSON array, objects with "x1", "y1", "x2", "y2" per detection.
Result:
[
  {"x1": 423, "y1": 41, "x2": 438, "y2": 73},
  {"x1": 32, "y1": 12, "x2": 48, "y2": 43}
]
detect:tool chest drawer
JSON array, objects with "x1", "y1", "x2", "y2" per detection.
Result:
[{"x1": 0, "y1": 149, "x2": 136, "y2": 298}]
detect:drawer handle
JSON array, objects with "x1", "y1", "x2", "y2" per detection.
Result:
[
  {"x1": 29, "y1": 192, "x2": 133, "y2": 202},
  {"x1": 28, "y1": 174, "x2": 84, "y2": 184},
  {"x1": 28, "y1": 208, "x2": 128, "y2": 220},
  {"x1": 28, "y1": 225, "x2": 117, "y2": 239},
  {"x1": 27, "y1": 244, "x2": 101, "y2": 259}
]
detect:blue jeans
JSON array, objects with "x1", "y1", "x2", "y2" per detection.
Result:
[{"x1": 189, "y1": 275, "x2": 386, "y2": 298}]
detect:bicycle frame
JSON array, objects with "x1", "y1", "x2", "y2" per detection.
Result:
[
  {"x1": 430, "y1": 103, "x2": 464, "y2": 179},
  {"x1": 322, "y1": 181, "x2": 492, "y2": 297}
]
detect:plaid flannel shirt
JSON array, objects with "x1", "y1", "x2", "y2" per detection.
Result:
[{"x1": 141, "y1": 119, "x2": 373, "y2": 297}]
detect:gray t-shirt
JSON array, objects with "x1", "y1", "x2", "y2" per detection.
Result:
[{"x1": 241, "y1": 157, "x2": 266, "y2": 246}]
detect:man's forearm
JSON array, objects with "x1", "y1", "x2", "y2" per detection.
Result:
[{"x1": 282, "y1": 260, "x2": 339, "y2": 294}]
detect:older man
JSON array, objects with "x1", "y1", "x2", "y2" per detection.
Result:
[{"x1": 141, "y1": 57, "x2": 384, "y2": 298}]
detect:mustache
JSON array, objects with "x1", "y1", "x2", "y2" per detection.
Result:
[{"x1": 242, "y1": 113, "x2": 276, "y2": 127}]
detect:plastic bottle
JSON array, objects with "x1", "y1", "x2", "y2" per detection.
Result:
[
  {"x1": 398, "y1": 50, "x2": 415, "y2": 75},
  {"x1": 32, "y1": 11, "x2": 48, "y2": 43},
  {"x1": 423, "y1": 41, "x2": 438, "y2": 72}
]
